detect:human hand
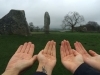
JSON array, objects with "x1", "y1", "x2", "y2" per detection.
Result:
[
  {"x1": 74, "y1": 41, "x2": 100, "y2": 70},
  {"x1": 37, "y1": 40, "x2": 56, "y2": 75},
  {"x1": 2, "y1": 42, "x2": 37, "y2": 75},
  {"x1": 60, "y1": 40, "x2": 84, "y2": 73}
]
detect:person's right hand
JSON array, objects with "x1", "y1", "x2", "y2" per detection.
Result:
[
  {"x1": 74, "y1": 41, "x2": 100, "y2": 71},
  {"x1": 60, "y1": 40, "x2": 84, "y2": 73},
  {"x1": 37, "y1": 40, "x2": 56, "y2": 75}
]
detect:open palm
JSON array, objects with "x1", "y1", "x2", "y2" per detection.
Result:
[
  {"x1": 37, "y1": 40, "x2": 56, "y2": 71},
  {"x1": 60, "y1": 40, "x2": 83, "y2": 73},
  {"x1": 74, "y1": 41, "x2": 100, "y2": 70},
  {"x1": 5, "y1": 42, "x2": 37, "y2": 73}
]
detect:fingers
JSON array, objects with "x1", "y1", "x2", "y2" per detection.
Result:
[
  {"x1": 38, "y1": 50, "x2": 44, "y2": 55},
  {"x1": 64, "y1": 40, "x2": 69, "y2": 55},
  {"x1": 61, "y1": 41, "x2": 66, "y2": 56},
  {"x1": 20, "y1": 42, "x2": 27, "y2": 53},
  {"x1": 73, "y1": 50, "x2": 79, "y2": 56},
  {"x1": 89, "y1": 50, "x2": 98, "y2": 56},
  {"x1": 63, "y1": 40, "x2": 72, "y2": 56},
  {"x1": 74, "y1": 42, "x2": 82, "y2": 53},
  {"x1": 43, "y1": 41, "x2": 50, "y2": 54},
  {"x1": 32, "y1": 55, "x2": 37, "y2": 62},
  {"x1": 15, "y1": 45, "x2": 23, "y2": 53},
  {"x1": 43, "y1": 40, "x2": 56, "y2": 57},
  {"x1": 15, "y1": 42, "x2": 35, "y2": 56},
  {"x1": 52, "y1": 42, "x2": 56, "y2": 57},
  {"x1": 60, "y1": 45, "x2": 65, "y2": 59},
  {"x1": 79, "y1": 42, "x2": 88, "y2": 54},
  {"x1": 65, "y1": 40, "x2": 72, "y2": 54},
  {"x1": 25, "y1": 42, "x2": 32, "y2": 53},
  {"x1": 28, "y1": 44, "x2": 35, "y2": 56},
  {"x1": 48, "y1": 41, "x2": 53, "y2": 55},
  {"x1": 74, "y1": 41, "x2": 87, "y2": 54},
  {"x1": 30, "y1": 55, "x2": 37, "y2": 64}
]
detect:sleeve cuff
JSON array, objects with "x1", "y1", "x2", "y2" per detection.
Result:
[
  {"x1": 74, "y1": 63, "x2": 100, "y2": 75},
  {"x1": 33, "y1": 72, "x2": 47, "y2": 75}
]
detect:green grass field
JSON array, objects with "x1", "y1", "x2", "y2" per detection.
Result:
[{"x1": 0, "y1": 32, "x2": 100, "y2": 75}]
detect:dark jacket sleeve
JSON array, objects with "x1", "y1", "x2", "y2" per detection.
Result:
[
  {"x1": 33, "y1": 72, "x2": 47, "y2": 75},
  {"x1": 74, "y1": 63, "x2": 100, "y2": 75}
]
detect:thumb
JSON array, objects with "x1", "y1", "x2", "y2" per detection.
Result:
[
  {"x1": 73, "y1": 49, "x2": 79, "y2": 56},
  {"x1": 38, "y1": 50, "x2": 44, "y2": 55},
  {"x1": 31, "y1": 55, "x2": 37, "y2": 63},
  {"x1": 89, "y1": 50, "x2": 98, "y2": 56}
]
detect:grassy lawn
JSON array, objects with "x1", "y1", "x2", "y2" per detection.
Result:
[{"x1": 0, "y1": 32, "x2": 100, "y2": 75}]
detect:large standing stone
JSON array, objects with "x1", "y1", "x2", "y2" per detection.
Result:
[
  {"x1": 44, "y1": 12, "x2": 50, "y2": 34},
  {"x1": 0, "y1": 9, "x2": 30, "y2": 35}
]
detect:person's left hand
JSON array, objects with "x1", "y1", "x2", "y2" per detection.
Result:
[
  {"x1": 74, "y1": 41, "x2": 100, "y2": 71},
  {"x1": 2, "y1": 42, "x2": 37, "y2": 75},
  {"x1": 37, "y1": 40, "x2": 56, "y2": 75}
]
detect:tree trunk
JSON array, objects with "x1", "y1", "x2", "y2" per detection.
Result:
[{"x1": 71, "y1": 25, "x2": 74, "y2": 32}]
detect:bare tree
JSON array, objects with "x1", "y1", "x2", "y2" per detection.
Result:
[{"x1": 62, "y1": 12, "x2": 84, "y2": 32}]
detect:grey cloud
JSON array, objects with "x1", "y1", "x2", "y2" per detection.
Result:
[{"x1": 0, "y1": 0, "x2": 100, "y2": 28}]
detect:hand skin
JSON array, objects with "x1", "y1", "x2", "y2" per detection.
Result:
[
  {"x1": 60, "y1": 40, "x2": 84, "y2": 73},
  {"x1": 74, "y1": 41, "x2": 100, "y2": 71},
  {"x1": 2, "y1": 42, "x2": 37, "y2": 75},
  {"x1": 37, "y1": 40, "x2": 56, "y2": 75}
]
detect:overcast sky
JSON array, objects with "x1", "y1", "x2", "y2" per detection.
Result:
[{"x1": 0, "y1": 0, "x2": 100, "y2": 28}]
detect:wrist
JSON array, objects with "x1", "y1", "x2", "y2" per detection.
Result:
[
  {"x1": 2, "y1": 69, "x2": 19, "y2": 75},
  {"x1": 36, "y1": 63, "x2": 52, "y2": 75},
  {"x1": 71, "y1": 62, "x2": 84, "y2": 74}
]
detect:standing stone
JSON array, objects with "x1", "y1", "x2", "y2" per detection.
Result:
[
  {"x1": 0, "y1": 9, "x2": 30, "y2": 35},
  {"x1": 44, "y1": 12, "x2": 50, "y2": 34}
]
